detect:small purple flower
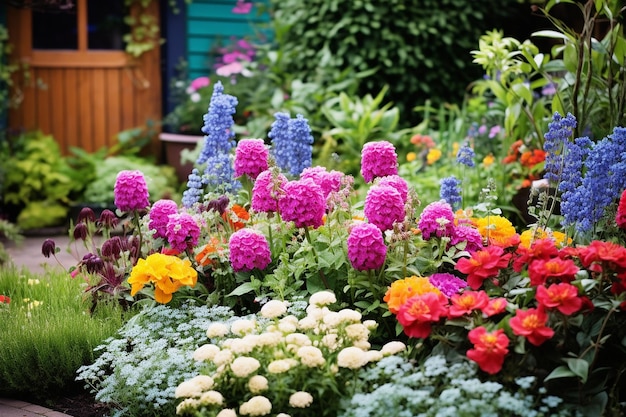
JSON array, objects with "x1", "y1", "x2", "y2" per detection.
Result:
[
  {"x1": 73, "y1": 223, "x2": 88, "y2": 241},
  {"x1": 418, "y1": 200, "x2": 455, "y2": 239},
  {"x1": 361, "y1": 141, "x2": 398, "y2": 183},
  {"x1": 114, "y1": 170, "x2": 150, "y2": 212},
  {"x1": 488, "y1": 125, "x2": 501, "y2": 139},
  {"x1": 449, "y1": 225, "x2": 483, "y2": 252},
  {"x1": 149, "y1": 199, "x2": 179, "y2": 239},
  {"x1": 165, "y1": 212, "x2": 201, "y2": 253},
  {"x1": 440, "y1": 176, "x2": 462, "y2": 210},
  {"x1": 234, "y1": 138, "x2": 269, "y2": 179},
  {"x1": 428, "y1": 273, "x2": 467, "y2": 298},
  {"x1": 77, "y1": 207, "x2": 96, "y2": 224},
  {"x1": 456, "y1": 142, "x2": 475, "y2": 168},
  {"x1": 98, "y1": 209, "x2": 119, "y2": 230},
  {"x1": 300, "y1": 166, "x2": 343, "y2": 199},
  {"x1": 251, "y1": 169, "x2": 287, "y2": 213},
  {"x1": 364, "y1": 184, "x2": 405, "y2": 232},
  {"x1": 347, "y1": 222, "x2": 387, "y2": 271},
  {"x1": 278, "y1": 178, "x2": 325, "y2": 229},
  {"x1": 229, "y1": 228, "x2": 271, "y2": 272},
  {"x1": 377, "y1": 175, "x2": 408, "y2": 202}
]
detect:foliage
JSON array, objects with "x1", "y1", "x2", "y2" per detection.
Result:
[
  {"x1": 76, "y1": 301, "x2": 236, "y2": 417},
  {"x1": 0, "y1": 266, "x2": 127, "y2": 401},
  {"x1": 266, "y1": 0, "x2": 519, "y2": 121},
  {"x1": 0, "y1": 218, "x2": 22, "y2": 266}
]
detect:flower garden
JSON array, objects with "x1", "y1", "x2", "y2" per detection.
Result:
[{"x1": 1, "y1": 1, "x2": 626, "y2": 416}]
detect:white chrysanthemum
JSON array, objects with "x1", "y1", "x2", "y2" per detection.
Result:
[
  {"x1": 309, "y1": 290, "x2": 336, "y2": 306},
  {"x1": 280, "y1": 315, "x2": 299, "y2": 325},
  {"x1": 305, "y1": 305, "x2": 330, "y2": 321},
  {"x1": 230, "y1": 338, "x2": 256, "y2": 354},
  {"x1": 260, "y1": 299, "x2": 288, "y2": 318},
  {"x1": 193, "y1": 344, "x2": 221, "y2": 361},
  {"x1": 231, "y1": 319, "x2": 257, "y2": 336},
  {"x1": 207, "y1": 322, "x2": 230, "y2": 338},
  {"x1": 176, "y1": 398, "x2": 201, "y2": 414},
  {"x1": 266, "y1": 324, "x2": 278, "y2": 332},
  {"x1": 353, "y1": 339, "x2": 371, "y2": 350},
  {"x1": 256, "y1": 331, "x2": 282, "y2": 347},
  {"x1": 289, "y1": 391, "x2": 314, "y2": 408},
  {"x1": 365, "y1": 350, "x2": 384, "y2": 363},
  {"x1": 199, "y1": 390, "x2": 224, "y2": 406},
  {"x1": 216, "y1": 408, "x2": 237, "y2": 417},
  {"x1": 362, "y1": 320, "x2": 378, "y2": 330},
  {"x1": 297, "y1": 345, "x2": 325, "y2": 367},
  {"x1": 297, "y1": 316, "x2": 317, "y2": 330},
  {"x1": 285, "y1": 333, "x2": 311, "y2": 346},
  {"x1": 344, "y1": 323, "x2": 369, "y2": 341},
  {"x1": 230, "y1": 356, "x2": 261, "y2": 378},
  {"x1": 337, "y1": 308, "x2": 362, "y2": 323},
  {"x1": 322, "y1": 311, "x2": 341, "y2": 327},
  {"x1": 276, "y1": 414, "x2": 291, "y2": 417},
  {"x1": 239, "y1": 395, "x2": 272, "y2": 416},
  {"x1": 248, "y1": 375, "x2": 269, "y2": 393},
  {"x1": 321, "y1": 333, "x2": 338, "y2": 350},
  {"x1": 278, "y1": 320, "x2": 297, "y2": 334},
  {"x1": 267, "y1": 359, "x2": 297, "y2": 374},
  {"x1": 380, "y1": 341, "x2": 407, "y2": 356},
  {"x1": 213, "y1": 349, "x2": 234, "y2": 366},
  {"x1": 175, "y1": 375, "x2": 214, "y2": 398},
  {"x1": 337, "y1": 347, "x2": 368, "y2": 369}
]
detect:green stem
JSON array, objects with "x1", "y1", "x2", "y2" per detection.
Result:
[{"x1": 304, "y1": 227, "x2": 329, "y2": 289}]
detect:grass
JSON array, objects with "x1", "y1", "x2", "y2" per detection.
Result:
[{"x1": 0, "y1": 264, "x2": 128, "y2": 401}]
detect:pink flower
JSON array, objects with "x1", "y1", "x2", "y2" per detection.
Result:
[
  {"x1": 149, "y1": 199, "x2": 178, "y2": 239},
  {"x1": 347, "y1": 222, "x2": 387, "y2": 271},
  {"x1": 216, "y1": 62, "x2": 244, "y2": 77},
  {"x1": 278, "y1": 178, "x2": 325, "y2": 229},
  {"x1": 251, "y1": 169, "x2": 287, "y2": 213},
  {"x1": 189, "y1": 76, "x2": 210, "y2": 91},
  {"x1": 234, "y1": 139, "x2": 269, "y2": 179},
  {"x1": 377, "y1": 175, "x2": 408, "y2": 202},
  {"x1": 232, "y1": 0, "x2": 252, "y2": 14},
  {"x1": 509, "y1": 307, "x2": 554, "y2": 346},
  {"x1": 428, "y1": 273, "x2": 467, "y2": 298},
  {"x1": 449, "y1": 225, "x2": 484, "y2": 252},
  {"x1": 536, "y1": 283, "x2": 582, "y2": 315},
  {"x1": 418, "y1": 200, "x2": 455, "y2": 239},
  {"x1": 165, "y1": 213, "x2": 201, "y2": 253},
  {"x1": 360, "y1": 141, "x2": 398, "y2": 183},
  {"x1": 466, "y1": 327, "x2": 509, "y2": 374},
  {"x1": 114, "y1": 170, "x2": 150, "y2": 212},
  {"x1": 396, "y1": 292, "x2": 448, "y2": 339},
  {"x1": 364, "y1": 184, "x2": 405, "y2": 231},
  {"x1": 229, "y1": 228, "x2": 271, "y2": 272},
  {"x1": 300, "y1": 166, "x2": 343, "y2": 200}
]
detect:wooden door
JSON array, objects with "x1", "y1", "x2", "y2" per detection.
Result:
[{"x1": 6, "y1": 1, "x2": 162, "y2": 156}]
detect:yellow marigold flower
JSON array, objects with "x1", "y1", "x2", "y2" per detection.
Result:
[
  {"x1": 482, "y1": 153, "x2": 495, "y2": 167},
  {"x1": 383, "y1": 276, "x2": 441, "y2": 314},
  {"x1": 426, "y1": 148, "x2": 442, "y2": 165},
  {"x1": 472, "y1": 215, "x2": 518, "y2": 247},
  {"x1": 128, "y1": 253, "x2": 198, "y2": 304},
  {"x1": 519, "y1": 228, "x2": 572, "y2": 249},
  {"x1": 406, "y1": 151, "x2": 417, "y2": 162}
]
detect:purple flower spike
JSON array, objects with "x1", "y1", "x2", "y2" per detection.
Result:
[
  {"x1": 114, "y1": 170, "x2": 150, "y2": 212},
  {"x1": 347, "y1": 222, "x2": 387, "y2": 271}
]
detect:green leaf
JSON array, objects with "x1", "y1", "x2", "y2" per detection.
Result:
[
  {"x1": 227, "y1": 282, "x2": 256, "y2": 297},
  {"x1": 544, "y1": 365, "x2": 577, "y2": 381},
  {"x1": 565, "y1": 358, "x2": 589, "y2": 383}
]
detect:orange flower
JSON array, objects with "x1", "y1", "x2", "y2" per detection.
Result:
[
  {"x1": 384, "y1": 276, "x2": 441, "y2": 315},
  {"x1": 222, "y1": 204, "x2": 250, "y2": 231},
  {"x1": 426, "y1": 148, "x2": 442, "y2": 165},
  {"x1": 448, "y1": 290, "x2": 489, "y2": 318},
  {"x1": 195, "y1": 237, "x2": 222, "y2": 267},
  {"x1": 466, "y1": 327, "x2": 509, "y2": 374},
  {"x1": 472, "y1": 215, "x2": 519, "y2": 247},
  {"x1": 520, "y1": 149, "x2": 546, "y2": 168},
  {"x1": 536, "y1": 283, "x2": 582, "y2": 315},
  {"x1": 509, "y1": 307, "x2": 554, "y2": 346},
  {"x1": 482, "y1": 153, "x2": 495, "y2": 167}
]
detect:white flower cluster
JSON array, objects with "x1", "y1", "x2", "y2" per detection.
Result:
[{"x1": 175, "y1": 291, "x2": 406, "y2": 416}]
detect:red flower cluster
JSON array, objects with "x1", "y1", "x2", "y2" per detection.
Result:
[{"x1": 0, "y1": 294, "x2": 10, "y2": 304}]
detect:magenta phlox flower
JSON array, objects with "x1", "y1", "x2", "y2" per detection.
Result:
[
  {"x1": 165, "y1": 212, "x2": 201, "y2": 252},
  {"x1": 251, "y1": 169, "x2": 287, "y2": 213},
  {"x1": 450, "y1": 224, "x2": 484, "y2": 252},
  {"x1": 234, "y1": 138, "x2": 269, "y2": 179},
  {"x1": 114, "y1": 170, "x2": 150, "y2": 212},
  {"x1": 418, "y1": 200, "x2": 455, "y2": 239},
  {"x1": 229, "y1": 228, "x2": 271, "y2": 272},
  {"x1": 300, "y1": 166, "x2": 343, "y2": 199},
  {"x1": 377, "y1": 175, "x2": 408, "y2": 202},
  {"x1": 428, "y1": 273, "x2": 468, "y2": 297},
  {"x1": 278, "y1": 178, "x2": 325, "y2": 229},
  {"x1": 189, "y1": 77, "x2": 210, "y2": 92},
  {"x1": 364, "y1": 184, "x2": 405, "y2": 231},
  {"x1": 347, "y1": 222, "x2": 387, "y2": 271},
  {"x1": 232, "y1": 0, "x2": 252, "y2": 14},
  {"x1": 360, "y1": 141, "x2": 398, "y2": 183},
  {"x1": 149, "y1": 199, "x2": 179, "y2": 239}
]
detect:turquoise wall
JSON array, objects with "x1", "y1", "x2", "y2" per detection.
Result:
[{"x1": 186, "y1": 0, "x2": 269, "y2": 80}]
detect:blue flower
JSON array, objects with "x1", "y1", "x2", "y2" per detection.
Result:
[
  {"x1": 268, "y1": 112, "x2": 314, "y2": 176},
  {"x1": 543, "y1": 112, "x2": 577, "y2": 184},
  {"x1": 181, "y1": 169, "x2": 203, "y2": 207},
  {"x1": 202, "y1": 154, "x2": 241, "y2": 195},
  {"x1": 456, "y1": 142, "x2": 475, "y2": 168},
  {"x1": 440, "y1": 176, "x2": 462, "y2": 210},
  {"x1": 197, "y1": 81, "x2": 238, "y2": 165}
]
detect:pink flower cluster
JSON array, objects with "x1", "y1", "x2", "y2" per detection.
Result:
[
  {"x1": 149, "y1": 199, "x2": 178, "y2": 239},
  {"x1": 251, "y1": 169, "x2": 287, "y2": 213},
  {"x1": 364, "y1": 184, "x2": 405, "y2": 231},
  {"x1": 278, "y1": 178, "x2": 325, "y2": 229},
  {"x1": 347, "y1": 222, "x2": 387, "y2": 271},
  {"x1": 300, "y1": 166, "x2": 343, "y2": 200},
  {"x1": 114, "y1": 170, "x2": 150, "y2": 212},
  {"x1": 165, "y1": 212, "x2": 201, "y2": 253},
  {"x1": 377, "y1": 175, "x2": 408, "y2": 202},
  {"x1": 360, "y1": 141, "x2": 398, "y2": 183},
  {"x1": 234, "y1": 138, "x2": 269, "y2": 179},
  {"x1": 417, "y1": 200, "x2": 456, "y2": 239},
  {"x1": 229, "y1": 228, "x2": 271, "y2": 272}
]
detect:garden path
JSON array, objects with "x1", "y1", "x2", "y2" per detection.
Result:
[{"x1": 0, "y1": 397, "x2": 72, "y2": 417}]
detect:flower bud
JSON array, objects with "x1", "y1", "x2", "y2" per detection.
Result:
[
  {"x1": 41, "y1": 239, "x2": 57, "y2": 258},
  {"x1": 77, "y1": 207, "x2": 96, "y2": 224},
  {"x1": 98, "y1": 209, "x2": 119, "y2": 230},
  {"x1": 73, "y1": 223, "x2": 88, "y2": 241}
]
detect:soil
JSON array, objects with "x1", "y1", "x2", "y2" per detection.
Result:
[{"x1": 43, "y1": 391, "x2": 112, "y2": 417}]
